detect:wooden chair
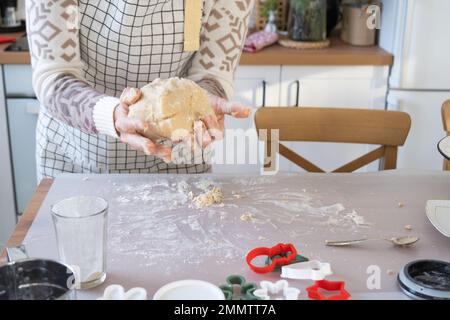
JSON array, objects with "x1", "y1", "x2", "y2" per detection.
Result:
[
  {"x1": 255, "y1": 107, "x2": 411, "y2": 173},
  {"x1": 441, "y1": 100, "x2": 450, "y2": 170}
]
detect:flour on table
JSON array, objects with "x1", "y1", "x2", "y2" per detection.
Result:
[{"x1": 107, "y1": 175, "x2": 370, "y2": 274}]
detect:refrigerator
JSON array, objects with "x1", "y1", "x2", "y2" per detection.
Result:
[{"x1": 380, "y1": 0, "x2": 450, "y2": 170}]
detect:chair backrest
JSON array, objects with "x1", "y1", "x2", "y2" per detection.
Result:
[
  {"x1": 255, "y1": 107, "x2": 411, "y2": 173},
  {"x1": 441, "y1": 100, "x2": 450, "y2": 170}
]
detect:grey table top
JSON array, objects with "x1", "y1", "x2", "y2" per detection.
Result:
[{"x1": 23, "y1": 171, "x2": 450, "y2": 300}]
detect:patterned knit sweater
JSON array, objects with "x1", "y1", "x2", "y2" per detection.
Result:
[{"x1": 26, "y1": 0, "x2": 253, "y2": 138}]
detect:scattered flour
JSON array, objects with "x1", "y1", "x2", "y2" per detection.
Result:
[{"x1": 107, "y1": 175, "x2": 371, "y2": 273}]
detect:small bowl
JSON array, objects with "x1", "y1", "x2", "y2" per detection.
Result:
[{"x1": 153, "y1": 280, "x2": 225, "y2": 300}]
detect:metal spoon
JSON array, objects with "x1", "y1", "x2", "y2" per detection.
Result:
[{"x1": 325, "y1": 236, "x2": 420, "y2": 247}]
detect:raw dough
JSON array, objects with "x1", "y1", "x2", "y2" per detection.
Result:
[
  {"x1": 240, "y1": 213, "x2": 256, "y2": 222},
  {"x1": 193, "y1": 187, "x2": 224, "y2": 208},
  {"x1": 128, "y1": 77, "x2": 215, "y2": 141}
]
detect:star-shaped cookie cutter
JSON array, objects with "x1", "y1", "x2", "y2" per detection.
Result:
[
  {"x1": 246, "y1": 243, "x2": 298, "y2": 274},
  {"x1": 219, "y1": 275, "x2": 261, "y2": 300},
  {"x1": 253, "y1": 280, "x2": 300, "y2": 300},
  {"x1": 281, "y1": 260, "x2": 332, "y2": 281},
  {"x1": 98, "y1": 284, "x2": 147, "y2": 300},
  {"x1": 306, "y1": 280, "x2": 351, "y2": 300}
]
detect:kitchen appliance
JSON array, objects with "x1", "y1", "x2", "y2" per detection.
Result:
[
  {"x1": 0, "y1": 246, "x2": 76, "y2": 300},
  {"x1": 380, "y1": 0, "x2": 450, "y2": 170},
  {"x1": 398, "y1": 260, "x2": 450, "y2": 300},
  {"x1": 0, "y1": 0, "x2": 25, "y2": 32}
]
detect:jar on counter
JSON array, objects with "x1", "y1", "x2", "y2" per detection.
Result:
[{"x1": 287, "y1": 0, "x2": 327, "y2": 42}]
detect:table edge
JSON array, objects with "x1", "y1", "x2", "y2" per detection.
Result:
[{"x1": 1, "y1": 178, "x2": 53, "y2": 261}]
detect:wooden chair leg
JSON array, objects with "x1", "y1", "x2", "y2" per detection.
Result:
[
  {"x1": 444, "y1": 159, "x2": 450, "y2": 171},
  {"x1": 381, "y1": 146, "x2": 398, "y2": 170}
]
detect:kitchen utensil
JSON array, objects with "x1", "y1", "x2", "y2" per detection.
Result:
[
  {"x1": 219, "y1": 275, "x2": 260, "y2": 300},
  {"x1": 340, "y1": 1, "x2": 379, "y2": 46},
  {"x1": 0, "y1": 36, "x2": 15, "y2": 44},
  {"x1": 306, "y1": 279, "x2": 351, "y2": 300},
  {"x1": 426, "y1": 200, "x2": 450, "y2": 237},
  {"x1": 325, "y1": 236, "x2": 419, "y2": 247},
  {"x1": 265, "y1": 252, "x2": 309, "y2": 270},
  {"x1": 281, "y1": 260, "x2": 332, "y2": 280},
  {"x1": 246, "y1": 243, "x2": 297, "y2": 274},
  {"x1": 327, "y1": 0, "x2": 342, "y2": 36},
  {"x1": 253, "y1": 280, "x2": 300, "y2": 300},
  {"x1": 438, "y1": 136, "x2": 450, "y2": 161},
  {"x1": 0, "y1": 0, "x2": 21, "y2": 28},
  {"x1": 0, "y1": 245, "x2": 76, "y2": 300},
  {"x1": 98, "y1": 284, "x2": 147, "y2": 300},
  {"x1": 153, "y1": 280, "x2": 225, "y2": 300},
  {"x1": 398, "y1": 260, "x2": 450, "y2": 300},
  {"x1": 51, "y1": 196, "x2": 108, "y2": 289}
]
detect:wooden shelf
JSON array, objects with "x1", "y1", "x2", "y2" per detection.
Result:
[
  {"x1": 240, "y1": 37, "x2": 393, "y2": 66},
  {"x1": 0, "y1": 32, "x2": 393, "y2": 66}
]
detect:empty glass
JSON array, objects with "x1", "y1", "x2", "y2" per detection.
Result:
[{"x1": 51, "y1": 196, "x2": 108, "y2": 290}]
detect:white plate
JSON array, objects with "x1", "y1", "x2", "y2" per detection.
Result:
[
  {"x1": 153, "y1": 280, "x2": 225, "y2": 300},
  {"x1": 438, "y1": 136, "x2": 450, "y2": 160},
  {"x1": 426, "y1": 200, "x2": 450, "y2": 237}
]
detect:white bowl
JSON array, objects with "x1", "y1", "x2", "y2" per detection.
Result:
[{"x1": 153, "y1": 280, "x2": 225, "y2": 300}]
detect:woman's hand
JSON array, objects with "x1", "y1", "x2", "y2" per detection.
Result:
[
  {"x1": 114, "y1": 87, "x2": 172, "y2": 162},
  {"x1": 200, "y1": 94, "x2": 252, "y2": 142}
]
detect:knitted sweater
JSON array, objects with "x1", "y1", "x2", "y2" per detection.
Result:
[{"x1": 26, "y1": 0, "x2": 253, "y2": 138}]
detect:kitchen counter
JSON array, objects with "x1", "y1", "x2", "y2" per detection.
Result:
[
  {"x1": 0, "y1": 32, "x2": 393, "y2": 66},
  {"x1": 0, "y1": 32, "x2": 29, "y2": 65},
  {"x1": 4, "y1": 171, "x2": 450, "y2": 300}
]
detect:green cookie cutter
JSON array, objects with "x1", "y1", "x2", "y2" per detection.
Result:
[
  {"x1": 220, "y1": 275, "x2": 261, "y2": 300},
  {"x1": 265, "y1": 253, "x2": 309, "y2": 271}
]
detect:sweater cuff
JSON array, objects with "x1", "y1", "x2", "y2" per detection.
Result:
[{"x1": 93, "y1": 96, "x2": 120, "y2": 138}]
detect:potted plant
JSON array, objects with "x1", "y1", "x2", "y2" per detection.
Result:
[
  {"x1": 287, "y1": 0, "x2": 327, "y2": 42},
  {"x1": 261, "y1": 0, "x2": 279, "y2": 33}
]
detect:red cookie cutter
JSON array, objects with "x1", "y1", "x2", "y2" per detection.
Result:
[
  {"x1": 306, "y1": 280, "x2": 351, "y2": 300},
  {"x1": 246, "y1": 243, "x2": 297, "y2": 274}
]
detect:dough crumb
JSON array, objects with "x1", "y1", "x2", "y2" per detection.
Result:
[
  {"x1": 258, "y1": 236, "x2": 267, "y2": 241},
  {"x1": 404, "y1": 224, "x2": 413, "y2": 231},
  {"x1": 386, "y1": 269, "x2": 396, "y2": 276},
  {"x1": 398, "y1": 202, "x2": 404, "y2": 208},
  {"x1": 240, "y1": 212, "x2": 256, "y2": 222},
  {"x1": 82, "y1": 177, "x2": 90, "y2": 181},
  {"x1": 193, "y1": 187, "x2": 224, "y2": 208}
]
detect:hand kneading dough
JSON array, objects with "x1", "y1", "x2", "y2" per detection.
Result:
[{"x1": 128, "y1": 77, "x2": 215, "y2": 141}]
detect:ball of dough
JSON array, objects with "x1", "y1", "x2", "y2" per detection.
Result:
[{"x1": 128, "y1": 77, "x2": 215, "y2": 141}]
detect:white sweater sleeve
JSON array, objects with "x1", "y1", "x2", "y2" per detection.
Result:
[{"x1": 26, "y1": 0, "x2": 119, "y2": 137}]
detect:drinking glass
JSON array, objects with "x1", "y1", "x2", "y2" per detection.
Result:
[{"x1": 51, "y1": 196, "x2": 108, "y2": 289}]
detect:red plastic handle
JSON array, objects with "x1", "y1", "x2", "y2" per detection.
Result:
[{"x1": 246, "y1": 243, "x2": 297, "y2": 274}]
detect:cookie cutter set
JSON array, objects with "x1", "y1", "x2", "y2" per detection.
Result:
[
  {"x1": 96, "y1": 243, "x2": 350, "y2": 300},
  {"x1": 245, "y1": 243, "x2": 351, "y2": 300}
]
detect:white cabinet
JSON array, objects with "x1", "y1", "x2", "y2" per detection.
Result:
[
  {"x1": 279, "y1": 66, "x2": 389, "y2": 172},
  {"x1": 213, "y1": 65, "x2": 390, "y2": 173},
  {"x1": 388, "y1": 90, "x2": 449, "y2": 170},
  {"x1": 0, "y1": 66, "x2": 17, "y2": 245},
  {"x1": 212, "y1": 66, "x2": 281, "y2": 173},
  {"x1": 7, "y1": 99, "x2": 39, "y2": 214}
]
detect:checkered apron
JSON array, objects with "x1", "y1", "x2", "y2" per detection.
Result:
[{"x1": 36, "y1": 0, "x2": 211, "y2": 180}]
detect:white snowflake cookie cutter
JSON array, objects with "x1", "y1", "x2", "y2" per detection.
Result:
[
  {"x1": 98, "y1": 284, "x2": 147, "y2": 300},
  {"x1": 281, "y1": 260, "x2": 332, "y2": 281},
  {"x1": 253, "y1": 280, "x2": 300, "y2": 300}
]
